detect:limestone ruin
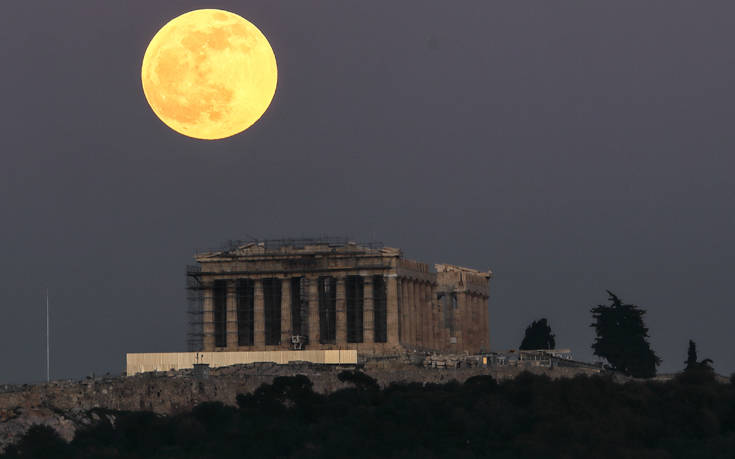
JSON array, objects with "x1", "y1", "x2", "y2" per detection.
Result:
[{"x1": 186, "y1": 238, "x2": 492, "y2": 355}]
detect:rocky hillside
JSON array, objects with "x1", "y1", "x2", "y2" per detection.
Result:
[{"x1": 0, "y1": 360, "x2": 601, "y2": 452}]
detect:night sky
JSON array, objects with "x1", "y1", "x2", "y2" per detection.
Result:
[{"x1": 2, "y1": 1, "x2": 734, "y2": 383}]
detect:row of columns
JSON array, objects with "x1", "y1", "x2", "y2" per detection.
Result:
[
  {"x1": 397, "y1": 278, "x2": 489, "y2": 353},
  {"x1": 457, "y1": 291, "x2": 490, "y2": 353},
  {"x1": 398, "y1": 278, "x2": 438, "y2": 350},
  {"x1": 204, "y1": 275, "x2": 399, "y2": 350}
]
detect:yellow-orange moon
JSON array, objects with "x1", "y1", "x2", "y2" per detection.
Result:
[{"x1": 141, "y1": 9, "x2": 277, "y2": 140}]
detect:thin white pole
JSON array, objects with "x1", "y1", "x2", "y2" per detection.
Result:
[
  {"x1": 40, "y1": 291, "x2": 43, "y2": 381},
  {"x1": 46, "y1": 289, "x2": 49, "y2": 383}
]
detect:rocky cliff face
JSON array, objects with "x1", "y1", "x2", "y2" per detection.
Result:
[{"x1": 0, "y1": 360, "x2": 600, "y2": 451}]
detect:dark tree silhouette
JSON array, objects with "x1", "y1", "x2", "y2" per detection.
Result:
[
  {"x1": 590, "y1": 290, "x2": 660, "y2": 378},
  {"x1": 685, "y1": 339, "x2": 698, "y2": 370},
  {"x1": 13, "y1": 424, "x2": 69, "y2": 458},
  {"x1": 6, "y1": 373, "x2": 735, "y2": 458},
  {"x1": 680, "y1": 340, "x2": 715, "y2": 384},
  {"x1": 519, "y1": 318, "x2": 556, "y2": 350},
  {"x1": 338, "y1": 370, "x2": 379, "y2": 391}
]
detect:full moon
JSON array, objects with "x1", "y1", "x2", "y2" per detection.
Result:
[{"x1": 141, "y1": 9, "x2": 277, "y2": 140}]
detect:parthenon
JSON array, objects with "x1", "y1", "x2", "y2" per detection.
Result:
[{"x1": 186, "y1": 238, "x2": 492, "y2": 355}]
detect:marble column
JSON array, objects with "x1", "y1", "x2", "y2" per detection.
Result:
[
  {"x1": 307, "y1": 276, "x2": 320, "y2": 346},
  {"x1": 416, "y1": 281, "x2": 422, "y2": 347},
  {"x1": 466, "y1": 292, "x2": 475, "y2": 352},
  {"x1": 226, "y1": 281, "x2": 237, "y2": 348},
  {"x1": 386, "y1": 275, "x2": 399, "y2": 345},
  {"x1": 474, "y1": 294, "x2": 482, "y2": 352},
  {"x1": 336, "y1": 276, "x2": 347, "y2": 345},
  {"x1": 415, "y1": 281, "x2": 422, "y2": 348},
  {"x1": 472, "y1": 293, "x2": 482, "y2": 353},
  {"x1": 202, "y1": 284, "x2": 214, "y2": 351},
  {"x1": 429, "y1": 284, "x2": 442, "y2": 349},
  {"x1": 363, "y1": 275, "x2": 374, "y2": 344},
  {"x1": 404, "y1": 280, "x2": 412, "y2": 347},
  {"x1": 400, "y1": 279, "x2": 409, "y2": 345},
  {"x1": 423, "y1": 283, "x2": 431, "y2": 351},
  {"x1": 254, "y1": 279, "x2": 265, "y2": 347},
  {"x1": 482, "y1": 294, "x2": 489, "y2": 351},
  {"x1": 477, "y1": 294, "x2": 485, "y2": 351},
  {"x1": 281, "y1": 278, "x2": 292, "y2": 347},
  {"x1": 454, "y1": 292, "x2": 464, "y2": 351},
  {"x1": 427, "y1": 284, "x2": 435, "y2": 351},
  {"x1": 411, "y1": 280, "x2": 419, "y2": 347},
  {"x1": 462, "y1": 292, "x2": 471, "y2": 352}
]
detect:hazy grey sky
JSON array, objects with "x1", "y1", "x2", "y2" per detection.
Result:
[{"x1": 2, "y1": 1, "x2": 734, "y2": 382}]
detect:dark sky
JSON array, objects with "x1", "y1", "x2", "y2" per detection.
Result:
[{"x1": 2, "y1": 1, "x2": 734, "y2": 383}]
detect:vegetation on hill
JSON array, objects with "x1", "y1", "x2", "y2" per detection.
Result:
[
  {"x1": 519, "y1": 318, "x2": 556, "y2": 350},
  {"x1": 4, "y1": 368, "x2": 735, "y2": 459},
  {"x1": 590, "y1": 291, "x2": 661, "y2": 378},
  {"x1": 4, "y1": 290, "x2": 721, "y2": 457}
]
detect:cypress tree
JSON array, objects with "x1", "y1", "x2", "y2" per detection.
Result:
[
  {"x1": 685, "y1": 340, "x2": 698, "y2": 370},
  {"x1": 519, "y1": 318, "x2": 556, "y2": 350},
  {"x1": 590, "y1": 291, "x2": 661, "y2": 378}
]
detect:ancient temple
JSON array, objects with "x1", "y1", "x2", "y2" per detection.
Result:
[{"x1": 186, "y1": 238, "x2": 492, "y2": 355}]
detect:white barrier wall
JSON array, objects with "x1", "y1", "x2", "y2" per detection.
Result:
[{"x1": 125, "y1": 350, "x2": 358, "y2": 376}]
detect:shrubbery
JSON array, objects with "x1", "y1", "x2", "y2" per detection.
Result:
[{"x1": 4, "y1": 370, "x2": 735, "y2": 458}]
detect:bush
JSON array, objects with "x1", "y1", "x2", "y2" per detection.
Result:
[
  {"x1": 338, "y1": 370, "x2": 379, "y2": 391},
  {"x1": 15, "y1": 424, "x2": 69, "y2": 458}
]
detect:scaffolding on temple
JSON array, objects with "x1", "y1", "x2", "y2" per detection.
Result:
[{"x1": 186, "y1": 264, "x2": 205, "y2": 351}]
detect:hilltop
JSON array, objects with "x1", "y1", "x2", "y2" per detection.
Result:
[{"x1": 0, "y1": 359, "x2": 600, "y2": 451}]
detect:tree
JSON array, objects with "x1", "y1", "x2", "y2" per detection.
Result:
[
  {"x1": 685, "y1": 340, "x2": 698, "y2": 370},
  {"x1": 519, "y1": 318, "x2": 556, "y2": 350},
  {"x1": 680, "y1": 340, "x2": 714, "y2": 383},
  {"x1": 338, "y1": 370, "x2": 380, "y2": 391},
  {"x1": 15, "y1": 424, "x2": 69, "y2": 458},
  {"x1": 590, "y1": 291, "x2": 661, "y2": 378}
]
